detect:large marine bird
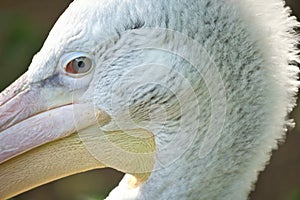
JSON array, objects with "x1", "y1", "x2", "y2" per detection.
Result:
[{"x1": 0, "y1": 0, "x2": 299, "y2": 199}]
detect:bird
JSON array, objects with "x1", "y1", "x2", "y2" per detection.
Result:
[{"x1": 0, "y1": 0, "x2": 299, "y2": 199}]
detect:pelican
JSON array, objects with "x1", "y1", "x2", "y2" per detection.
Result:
[{"x1": 0, "y1": 0, "x2": 299, "y2": 199}]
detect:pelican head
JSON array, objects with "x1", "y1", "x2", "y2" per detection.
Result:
[{"x1": 0, "y1": 0, "x2": 299, "y2": 199}]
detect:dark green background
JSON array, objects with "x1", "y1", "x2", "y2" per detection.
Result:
[{"x1": 0, "y1": 1, "x2": 299, "y2": 200}]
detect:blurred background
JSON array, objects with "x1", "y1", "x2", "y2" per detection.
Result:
[{"x1": 0, "y1": 1, "x2": 299, "y2": 200}]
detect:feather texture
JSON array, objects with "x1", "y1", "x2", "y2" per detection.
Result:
[{"x1": 24, "y1": 0, "x2": 299, "y2": 199}]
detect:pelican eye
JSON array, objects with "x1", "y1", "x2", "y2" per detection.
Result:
[{"x1": 60, "y1": 52, "x2": 94, "y2": 77}]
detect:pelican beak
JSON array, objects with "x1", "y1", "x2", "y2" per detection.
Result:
[
  {"x1": 0, "y1": 72, "x2": 156, "y2": 199},
  {"x1": 0, "y1": 72, "x2": 108, "y2": 199}
]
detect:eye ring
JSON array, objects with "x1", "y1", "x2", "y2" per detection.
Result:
[{"x1": 60, "y1": 52, "x2": 94, "y2": 78}]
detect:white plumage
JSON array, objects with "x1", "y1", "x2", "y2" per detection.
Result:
[{"x1": 0, "y1": 0, "x2": 298, "y2": 199}]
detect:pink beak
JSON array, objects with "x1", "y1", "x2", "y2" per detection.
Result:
[
  {"x1": 0, "y1": 72, "x2": 100, "y2": 164},
  {"x1": 0, "y1": 71, "x2": 106, "y2": 199}
]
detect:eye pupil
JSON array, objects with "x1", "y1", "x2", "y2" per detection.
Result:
[{"x1": 77, "y1": 60, "x2": 85, "y2": 68}]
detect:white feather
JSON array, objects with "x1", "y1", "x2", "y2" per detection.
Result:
[{"x1": 25, "y1": 0, "x2": 299, "y2": 199}]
